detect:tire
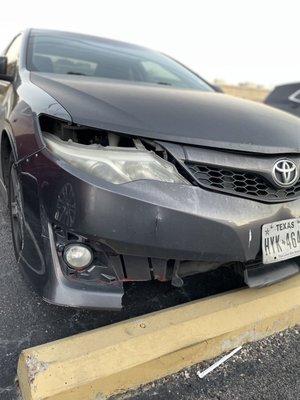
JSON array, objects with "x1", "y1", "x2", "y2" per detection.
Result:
[{"x1": 8, "y1": 154, "x2": 24, "y2": 262}]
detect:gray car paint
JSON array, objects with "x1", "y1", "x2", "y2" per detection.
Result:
[
  {"x1": 31, "y1": 72, "x2": 300, "y2": 154},
  {"x1": 1, "y1": 29, "x2": 300, "y2": 310}
]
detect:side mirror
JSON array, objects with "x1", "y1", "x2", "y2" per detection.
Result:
[
  {"x1": 0, "y1": 56, "x2": 13, "y2": 82},
  {"x1": 0, "y1": 56, "x2": 7, "y2": 74}
]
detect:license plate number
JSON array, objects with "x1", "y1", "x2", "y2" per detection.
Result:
[{"x1": 262, "y1": 218, "x2": 300, "y2": 264}]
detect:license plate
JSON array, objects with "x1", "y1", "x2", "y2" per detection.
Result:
[{"x1": 262, "y1": 218, "x2": 300, "y2": 264}]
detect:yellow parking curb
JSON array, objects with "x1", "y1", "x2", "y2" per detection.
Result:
[{"x1": 18, "y1": 275, "x2": 300, "y2": 400}]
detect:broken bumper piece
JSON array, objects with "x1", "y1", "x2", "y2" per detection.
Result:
[{"x1": 34, "y1": 152, "x2": 300, "y2": 309}]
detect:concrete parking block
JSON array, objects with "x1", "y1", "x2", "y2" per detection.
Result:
[{"x1": 18, "y1": 274, "x2": 300, "y2": 400}]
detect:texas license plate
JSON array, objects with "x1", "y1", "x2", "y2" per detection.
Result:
[{"x1": 262, "y1": 218, "x2": 300, "y2": 264}]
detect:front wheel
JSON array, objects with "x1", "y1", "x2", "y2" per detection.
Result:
[{"x1": 8, "y1": 154, "x2": 25, "y2": 262}]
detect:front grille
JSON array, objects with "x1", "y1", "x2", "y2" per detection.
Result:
[{"x1": 186, "y1": 163, "x2": 300, "y2": 202}]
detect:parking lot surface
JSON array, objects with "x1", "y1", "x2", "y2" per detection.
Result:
[
  {"x1": 123, "y1": 327, "x2": 299, "y2": 400},
  {"x1": 0, "y1": 197, "x2": 299, "y2": 399}
]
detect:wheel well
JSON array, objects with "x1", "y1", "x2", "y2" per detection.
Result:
[{"x1": 1, "y1": 131, "x2": 13, "y2": 188}]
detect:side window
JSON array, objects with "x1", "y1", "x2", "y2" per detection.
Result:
[{"x1": 5, "y1": 35, "x2": 22, "y2": 77}]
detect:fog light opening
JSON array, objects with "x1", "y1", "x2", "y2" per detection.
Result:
[{"x1": 63, "y1": 244, "x2": 93, "y2": 270}]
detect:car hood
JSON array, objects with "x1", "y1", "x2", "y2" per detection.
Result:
[{"x1": 31, "y1": 72, "x2": 300, "y2": 154}]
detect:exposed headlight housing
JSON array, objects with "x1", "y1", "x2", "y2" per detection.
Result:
[{"x1": 44, "y1": 133, "x2": 188, "y2": 185}]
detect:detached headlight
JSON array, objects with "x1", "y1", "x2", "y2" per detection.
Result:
[{"x1": 44, "y1": 133, "x2": 188, "y2": 185}]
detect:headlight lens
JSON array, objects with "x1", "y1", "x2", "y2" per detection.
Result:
[{"x1": 44, "y1": 133, "x2": 188, "y2": 185}]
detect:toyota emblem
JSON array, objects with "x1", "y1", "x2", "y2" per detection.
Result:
[{"x1": 272, "y1": 160, "x2": 298, "y2": 187}]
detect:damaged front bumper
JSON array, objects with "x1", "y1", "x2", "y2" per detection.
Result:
[{"x1": 31, "y1": 151, "x2": 300, "y2": 310}]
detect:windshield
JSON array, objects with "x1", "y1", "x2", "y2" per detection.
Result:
[{"x1": 27, "y1": 31, "x2": 213, "y2": 91}]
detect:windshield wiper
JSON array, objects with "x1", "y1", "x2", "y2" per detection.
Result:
[
  {"x1": 67, "y1": 72, "x2": 87, "y2": 76},
  {"x1": 156, "y1": 81, "x2": 172, "y2": 86}
]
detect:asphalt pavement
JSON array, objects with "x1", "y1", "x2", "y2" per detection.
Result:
[
  {"x1": 0, "y1": 196, "x2": 299, "y2": 400},
  {"x1": 122, "y1": 327, "x2": 299, "y2": 400}
]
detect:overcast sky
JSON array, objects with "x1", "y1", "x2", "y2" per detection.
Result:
[{"x1": 0, "y1": 0, "x2": 299, "y2": 88}]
